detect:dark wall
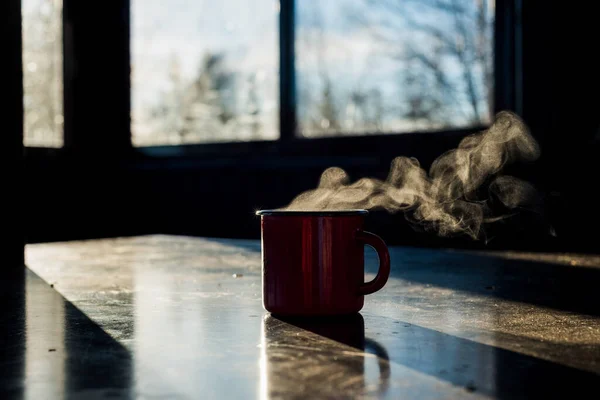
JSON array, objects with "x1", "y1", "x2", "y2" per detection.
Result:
[
  {"x1": 26, "y1": 130, "x2": 563, "y2": 253},
  {"x1": 25, "y1": 132, "x2": 467, "y2": 246},
  {"x1": 2, "y1": 0, "x2": 24, "y2": 267},
  {"x1": 520, "y1": 1, "x2": 600, "y2": 253}
]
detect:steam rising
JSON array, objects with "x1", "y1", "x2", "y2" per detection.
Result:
[{"x1": 283, "y1": 111, "x2": 545, "y2": 240}]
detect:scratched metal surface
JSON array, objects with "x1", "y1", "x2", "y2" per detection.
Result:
[{"x1": 1, "y1": 234, "x2": 599, "y2": 399}]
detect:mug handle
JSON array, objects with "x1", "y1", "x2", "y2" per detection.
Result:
[{"x1": 356, "y1": 230, "x2": 391, "y2": 295}]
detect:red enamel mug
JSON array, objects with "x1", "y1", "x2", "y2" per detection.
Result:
[{"x1": 256, "y1": 209, "x2": 391, "y2": 316}]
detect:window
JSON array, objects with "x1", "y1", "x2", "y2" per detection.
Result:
[
  {"x1": 22, "y1": 0, "x2": 64, "y2": 148},
  {"x1": 296, "y1": 0, "x2": 494, "y2": 138},
  {"x1": 32, "y1": 0, "x2": 497, "y2": 153},
  {"x1": 131, "y1": 0, "x2": 279, "y2": 147}
]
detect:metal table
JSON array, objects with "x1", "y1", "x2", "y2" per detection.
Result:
[{"x1": 2, "y1": 235, "x2": 599, "y2": 399}]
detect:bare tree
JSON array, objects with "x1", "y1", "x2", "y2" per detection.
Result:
[
  {"x1": 298, "y1": 3, "x2": 342, "y2": 135},
  {"x1": 353, "y1": 0, "x2": 494, "y2": 126},
  {"x1": 151, "y1": 52, "x2": 237, "y2": 143},
  {"x1": 313, "y1": 5, "x2": 340, "y2": 133},
  {"x1": 183, "y1": 53, "x2": 236, "y2": 138},
  {"x1": 296, "y1": 2, "x2": 395, "y2": 135},
  {"x1": 241, "y1": 74, "x2": 262, "y2": 140},
  {"x1": 318, "y1": 80, "x2": 340, "y2": 132}
]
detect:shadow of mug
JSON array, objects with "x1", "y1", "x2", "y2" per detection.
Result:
[{"x1": 259, "y1": 313, "x2": 390, "y2": 398}]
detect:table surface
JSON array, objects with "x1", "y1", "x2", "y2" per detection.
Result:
[{"x1": 2, "y1": 234, "x2": 600, "y2": 399}]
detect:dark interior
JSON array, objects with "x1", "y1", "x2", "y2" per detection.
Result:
[{"x1": 5, "y1": 0, "x2": 600, "y2": 262}]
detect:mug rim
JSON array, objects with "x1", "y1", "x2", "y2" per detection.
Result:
[{"x1": 256, "y1": 209, "x2": 368, "y2": 216}]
